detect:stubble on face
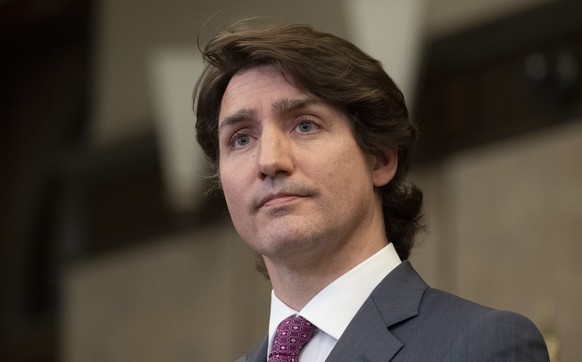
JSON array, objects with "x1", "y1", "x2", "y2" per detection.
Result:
[{"x1": 218, "y1": 65, "x2": 386, "y2": 273}]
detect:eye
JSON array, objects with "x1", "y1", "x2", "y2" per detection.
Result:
[
  {"x1": 295, "y1": 120, "x2": 316, "y2": 133},
  {"x1": 232, "y1": 133, "x2": 251, "y2": 148}
]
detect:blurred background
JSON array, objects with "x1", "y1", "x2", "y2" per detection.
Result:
[{"x1": 1, "y1": 0, "x2": 581, "y2": 360}]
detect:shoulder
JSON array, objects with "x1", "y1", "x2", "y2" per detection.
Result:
[
  {"x1": 419, "y1": 288, "x2": 549, "y2": 361},
  {"x1": 374, "y1": 265, "x2": 549, "y2": 361},
  {"x1": 443, "y1": 306, "x2": 549, "y2": 361}
]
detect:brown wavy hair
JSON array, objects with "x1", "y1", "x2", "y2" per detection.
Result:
[{"x1": 194, "y1": 20, "x2": 423, "y2": 262}]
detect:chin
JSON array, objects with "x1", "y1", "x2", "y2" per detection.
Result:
[{"x1": 263, "y1": 228, "x2": 323, "y2": 256}]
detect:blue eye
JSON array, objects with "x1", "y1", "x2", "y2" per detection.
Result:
[
  {"x1": 234, "y1": 133, "x2": 250, "y2": 147},
  {"x1": 296, "y1": 121, "x2": 314, "y2": 133}
]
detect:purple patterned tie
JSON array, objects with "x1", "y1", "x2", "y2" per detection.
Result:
[{"x1": 268, "y1": 315, "x2": 317, "y2": 362}]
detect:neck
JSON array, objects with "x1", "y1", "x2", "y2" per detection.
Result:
[{"x1": 264, "y1": 233, "x2": 387, "y2": 311}]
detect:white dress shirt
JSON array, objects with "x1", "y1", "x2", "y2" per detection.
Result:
[{"x1": 267, "y1": 243, "x2": 401, "y2": 361}]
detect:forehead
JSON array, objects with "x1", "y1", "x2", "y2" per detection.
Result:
[{"x1": 219, "y1": 65, "x2": 306, "y2": 116}]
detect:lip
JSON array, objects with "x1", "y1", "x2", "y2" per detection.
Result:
[{"x1": 258, "y1": 193, "x2": 304, "y2": 209}]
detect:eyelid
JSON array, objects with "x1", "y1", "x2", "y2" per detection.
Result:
[
  {"x1": 221, "y1": 120, "x2": 253, "y2": 145},
  {"x1": 229, "y1": 131, "x2": 251, "y2": 148},
  {"x1": 293, "y1": 115, "x2": 320, "y2": 130},
  {"x1": 221, "y1": 129, "x2": 237, "y2": 146}
]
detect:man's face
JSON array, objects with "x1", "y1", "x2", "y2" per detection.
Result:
[{"x1": 218, "y1": 65, "x2": 394, "y2": 267}]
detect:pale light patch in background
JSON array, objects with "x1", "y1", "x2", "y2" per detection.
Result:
[
  {"x1": 148, "y1": 49, "x2": 206, "y2": 211},
  {"x1": 342, "y1": 0, "x2": 427, "y2": 107}
]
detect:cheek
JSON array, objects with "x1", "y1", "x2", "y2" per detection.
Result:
[
  {"x1": 219, "y1": 162, "x2": 252, "y2": 217},
  {"x1": 337, "y1": 152, "x2": 374, "y2": 201},
  {"x1": 222, "y1": 185, "x2": 248, "y2": 231},
  {"x1": 221, "y1": 183, "x2": 237, "y2": 207},
  {"x1": 219, "y1": 166, "x2": 238, "y2": 205},
  {"x1": 332, "y1": 142, "x2": 371, "y2": 175},
  {"x1": 307, "y1": 146, "x2": 370, "y2": 196}
]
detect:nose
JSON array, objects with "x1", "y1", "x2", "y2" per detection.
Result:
[{"x1": 258, "y1": 128, "x2": 294, "y2": 179}]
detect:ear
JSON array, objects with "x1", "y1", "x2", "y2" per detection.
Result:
[{"x1": 371, "y1": 147, "x2": 398, "y2": 187}]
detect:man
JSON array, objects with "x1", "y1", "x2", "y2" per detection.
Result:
[{"x1": 195, "y1": 21, "x2": 549, "y2": 361}]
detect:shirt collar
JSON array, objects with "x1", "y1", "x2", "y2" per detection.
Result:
[{"x1": 268, "y1": 243, "x2": 401, "y2": 345}]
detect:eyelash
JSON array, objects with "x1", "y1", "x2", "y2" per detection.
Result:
[
  {"x1": 230, "y1": 133, "x2": 249, "y2": 147},
  {"x1": 293, "y1": 118, "x2": 319, "y2": 133},
  {"x1": 227, "y1": 117, "x2": 320, "y2": 148}
]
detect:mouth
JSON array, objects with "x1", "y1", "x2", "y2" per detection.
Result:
[
  {"x1": 258, "y1": 193, "x2": 305, "y2": 209},
  {"x1": 253, "y1": 183, "x2": 316, "y2": 211}
]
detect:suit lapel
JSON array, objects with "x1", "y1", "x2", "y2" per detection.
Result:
[
  {"x1": 326, "y1": 261, "x2": 428, "y2": 361},
  {"x1": 238, "y1": 262, "x2": 428, "y2": 362},
  {"x1": 325, "y1": 297, "x2": 402, "y2": 361}
]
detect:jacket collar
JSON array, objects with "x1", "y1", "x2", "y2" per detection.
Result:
[
  {"x1": 238, "y1": 261, "x2": 427, "y2": 362},
  {"x1": 325, "y1": 261, "x2": 428, "y2": 361}
]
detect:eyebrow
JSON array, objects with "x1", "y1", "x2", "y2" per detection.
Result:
[
  {"x1": 219, "y1": 108, "x2": 257, "y2": 134},
  {"x1": 272, "y1": 97, "x2": 318, "y2": 115},
  {"x1": 218, "y1": 97, "x2": 319, "y2": 134}
]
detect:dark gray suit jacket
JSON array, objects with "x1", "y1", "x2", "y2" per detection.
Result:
[{"x1": 236, "y1": 261, "x2": 549, "y2": 361}]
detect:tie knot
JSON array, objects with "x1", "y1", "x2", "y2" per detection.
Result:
[{"x1": 269, "y1": 315, "x2": 317, "y2": 362}]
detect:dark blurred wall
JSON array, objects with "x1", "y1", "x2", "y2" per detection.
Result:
[{"x1": 0, "y1": 1, "x2": 91, "y2": 360}]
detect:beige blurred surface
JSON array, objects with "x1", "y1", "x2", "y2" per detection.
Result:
[
  {"x1": 62, "y1": 224, "x2": 270, "y2": 361},
  {"x1": 411, "y1": 119, "x2": 582, "y2": 362}
]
